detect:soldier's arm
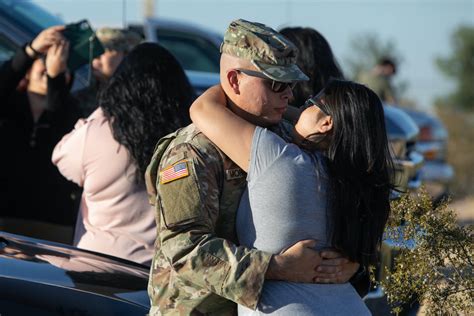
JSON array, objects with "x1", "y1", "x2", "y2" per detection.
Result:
[{"x1": 155, "y1": 142, "x2": 271, "y2": 309}]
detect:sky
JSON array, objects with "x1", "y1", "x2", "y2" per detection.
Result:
[{"x1": 33, "y1": 0, "x2": 474, "y2": 111}]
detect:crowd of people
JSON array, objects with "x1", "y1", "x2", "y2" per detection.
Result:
[{"x1": 0, "y1": 17, "x2": 398, "y2": 315}]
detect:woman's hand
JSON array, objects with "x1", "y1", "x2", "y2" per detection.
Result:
[
  {"x1": 46, "y1": 40, "x2": 69, "y2": 78},
  {"x1": 313, "y1": 249, "x2": 360, "y2": 283},
  {"x1": 26, "y1": 25, "x2": 65, "y2": 58}
]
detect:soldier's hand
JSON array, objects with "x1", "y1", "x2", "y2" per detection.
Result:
[
  {"x1": 265, "y1": 239, "x2": 322, "y2": 283},
  {"x1": 313, "y1": 249, "x2": 360, "y2": 283}
]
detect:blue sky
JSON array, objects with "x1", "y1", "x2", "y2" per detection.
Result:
[{"x1": 34, "y1": 0, "x2": 474, "y2": 110}]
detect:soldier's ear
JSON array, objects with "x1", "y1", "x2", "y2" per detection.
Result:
[{"x1": 227, "y1": 69, "x2": 240, "y2": 95}]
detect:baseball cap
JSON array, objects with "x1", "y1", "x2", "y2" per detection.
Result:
[
  {"x1": 95, "y1": 27, "x2": 142, "y2": 52},
  {"x1": 220, "y1": 19, "x2": 309, "y2": 83}
]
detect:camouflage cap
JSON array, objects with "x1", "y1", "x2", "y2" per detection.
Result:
[
  {"x1": 220, "y1": 19, "x2": 308, "y2": 83},
  {"x1": 95, "y1": 27, "x2": 142, "y2": 52}
]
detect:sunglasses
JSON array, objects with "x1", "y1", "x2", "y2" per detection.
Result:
[
  {"x1": 303, "y1": 94, "x2": 330, "y2": 116},
  {"x1": 235, "y1": 68, "x2": 297, "y2": 93}
]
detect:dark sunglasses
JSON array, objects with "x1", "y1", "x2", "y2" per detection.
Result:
[
  {"x1": 235, "y1": 68, "x2": 297, "y2": 93},
  {"x1": 303, "y1": 94, "x2": 330, "y2": 116}
]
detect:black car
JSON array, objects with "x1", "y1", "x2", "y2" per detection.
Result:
[{"x1": 0, "y1": 231, "x2": 150, "y2": 315}]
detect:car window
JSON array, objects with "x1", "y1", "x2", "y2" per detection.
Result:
[
  {"x1": 0, "y1": 33, "x2": 16, "y2": 64},
  {"x1": 0, "y1": 0, "x2": 63, "y2": 35},
  {"x1": 156, "y1": 29, "x2": 220, "y2": 73}
]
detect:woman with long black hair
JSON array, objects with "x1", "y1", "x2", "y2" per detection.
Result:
[
  {"x1": 53, "y1": 43, "x2": 194, "y2": 265},
  {"x1": 190, "y1": 79, "x2": 393, "y2": 315}
]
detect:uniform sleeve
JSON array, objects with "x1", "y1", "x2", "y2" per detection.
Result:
[
  {"x1": 156, "y1": 142, "x2": 272, "y2": 309},
  {"x1": 248, "y1": 126, "x2": 288, "y2": 182},
  {"x1": 51, "y1": 117, "x2": 88, "y2": 187}
]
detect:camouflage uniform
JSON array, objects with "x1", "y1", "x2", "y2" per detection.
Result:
[
  {"x1": 145, "y1": 19, "x2": 307, "y2": 315},
  {"x1": 73, "y1": 27, "x2": 142, "y2": 116},
  {"x1": 357, "y1": 70, "x2": 396, "y2": 103}
]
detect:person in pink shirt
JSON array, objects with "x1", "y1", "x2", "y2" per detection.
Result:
[{"x1": 52, "y1": 43, "x2": 194, "y2": 265}]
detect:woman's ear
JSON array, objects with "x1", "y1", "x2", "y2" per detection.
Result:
[
  {"x1": 227, "y1": 70, "x2": 240, "y2": 94},
  {"x1": 319, "y1": 115, "x2": 333, "y2": 133}
]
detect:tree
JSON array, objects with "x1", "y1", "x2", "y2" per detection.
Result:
[
  {"x1": 436, "y1": 25, "x2": 474, "y2": 111},
  {"x1": 345, "y1": 32, "x2": 408, "y2": 98},
  {"x1": 378, "y1": 190, "x2": 473, "y2": 314}
]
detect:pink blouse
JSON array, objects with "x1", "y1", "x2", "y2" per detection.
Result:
[{"x1": 52, "y1": 108, "x2": 156, "y2": 265}]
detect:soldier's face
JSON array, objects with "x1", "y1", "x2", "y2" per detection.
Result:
[
  {"x1": 237, "y1": 71, "x2": 293, "y2": 125},
  {"x1": 92, "y1": 49, "x2": 125, "y2": 82}
]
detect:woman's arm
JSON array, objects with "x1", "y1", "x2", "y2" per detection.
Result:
[
  {"x1": 52, "y1": 117, "x2": 88, "y2": 187},
  {"x1": 190, "y1": 85, "x2": 256, "y2": 172}
]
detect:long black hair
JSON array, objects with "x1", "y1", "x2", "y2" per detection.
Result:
[
  {"x1": 99, "y1": 42, "x2": 194, "y2": 182},
  {"x1": 317, "y1": 79, "x2": 393, "y2": 268},
  {"x1": 279, "y1": 27, "x2": 344, "y2": 107}
]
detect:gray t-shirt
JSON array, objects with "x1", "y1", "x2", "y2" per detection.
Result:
[{"x1": 237, "y1": 127, "x2": 370, "y2": 315}]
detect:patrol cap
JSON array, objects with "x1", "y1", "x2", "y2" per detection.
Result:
[
  {"x1": 95, "y1": 27, "x2": 142, "y2": 52},
  {"x1": 220, "y1": 19, "x2": 309, "y2": 83}
]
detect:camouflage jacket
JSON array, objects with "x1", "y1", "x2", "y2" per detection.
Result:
[
  {"x1": 357, "y1": 71, "x2": 395, "y2": 103},
  {"x1": 145, "y1": 123, "x2": 292, "y2": 315}
]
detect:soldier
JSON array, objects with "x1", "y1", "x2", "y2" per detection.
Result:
[
  {"x1": 74, "y1": 27, "x2": 142, "y2": 116},
  {"x1": 146, "y1": 19, "x2": 361, "y2": 315},
  {"x1": 357, "y1": 57, "x2": 398, "y2": 104}
]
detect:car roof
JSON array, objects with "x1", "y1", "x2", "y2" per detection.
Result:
[
  {"x1": 384, "y1": 104, "x2": 420, "y2": 141},
  {"x1": 144, "y1": 17, "x2": 223, "y2": 47},
  {"x1": 0, "y1": 231, "x2": 150, "y2": 309}
]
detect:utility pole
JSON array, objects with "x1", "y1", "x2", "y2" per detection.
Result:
[{"x1": 143, "y1": 0, "x2": 155, "y2": 19}]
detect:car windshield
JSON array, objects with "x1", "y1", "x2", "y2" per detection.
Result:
[{"x1": 0, "y1": 0, "x2": 63, "y2": 35}]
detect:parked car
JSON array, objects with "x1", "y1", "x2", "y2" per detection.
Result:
[
  {"x1": 401, "y1": 108, "x2": 454, "y2": 204},
  {"x1": 0, "y1": 0, "x2": 63, "y2": 64},
  {"x1": 364, "y1": 105, "x2": 423, "y2": 315},
  {"x1": 0, "y1": 231, "x2": 149, "y2": 315},
  {"x1": 0, "y1": 1, "x2": 223, "y2": 92},
  {"x1": 134, "y1": 17, "x2": 222, "y2": 73},
  {"x1": 384, "y1": 105, "x2": 424, "y2": 195}
]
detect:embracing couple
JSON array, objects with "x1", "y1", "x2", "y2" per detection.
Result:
[{"x1": 146, "y1": 19, "x2": 392, "y2": 315}]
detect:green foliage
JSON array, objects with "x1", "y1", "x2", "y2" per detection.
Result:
[
  {"x1": 436, "y1": 25, "x2": 474, "y2": 110},
  {"x1": 380, "y1": 190, "x2": 473, "y2": 314}
]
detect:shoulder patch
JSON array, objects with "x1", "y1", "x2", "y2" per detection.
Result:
[{"x1": 160, "y1": 160, "x2": 190, "y2": 184}]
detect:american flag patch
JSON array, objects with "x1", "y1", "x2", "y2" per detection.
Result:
[{"x1": 160, "y1": 160, "x2": 190, "y2": 184}]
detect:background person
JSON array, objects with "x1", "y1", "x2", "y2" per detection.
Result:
[
  {"x1": 357, "y1": 57, "x2": 398, "y2": 104},
  {"x1": 74, "y1": 27, "x2": 142, "y2": 116},
  {"x1": 279, "y1": 27, "x2": 344, "y2": 107},
  {"x1": 0, "y1": 25, "x2": 81, "y2": 243},
  {"x1": 190, "y1": 79, "x2": 393, "y2": 315},
  {"x1": 52, "y1": 43, "x2": 193, "y2": 265}
]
